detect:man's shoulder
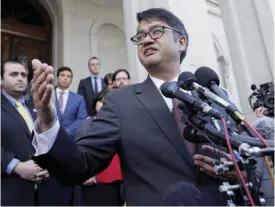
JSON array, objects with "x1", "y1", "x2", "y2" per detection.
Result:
[
  {"x1": 69, "y1": 91, "x2": 85, "y2": 100},
  {"x1": 108, "y1": 83, "x2": 142, "y2": 97},
  {"x1": 79, "y1": 77, "x2": 90, "y2": 82}
]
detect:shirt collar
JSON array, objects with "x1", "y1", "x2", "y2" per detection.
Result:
[
  {"x1": 149, "y1": 75, "x2": 179, "y2": 91},
  {"x1": 56, "y1": 87, "x2": 69, "y2": 94},
  {"x1": 2, "y1": 89, "x2": 25, "y2": 106},
  {"x1": 91, "y1": 73, "x2": 101, "y2": 79}
]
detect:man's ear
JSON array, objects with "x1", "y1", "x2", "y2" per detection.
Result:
[{"x1": 179, "y1": 36, "x2": 187, "y2": 53}]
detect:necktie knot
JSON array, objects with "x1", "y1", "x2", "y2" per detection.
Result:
[
  {"x1": 15, "y1": 101, "x2": 23, "y2": 107},
  {"x1": 15, "y1": 101, "x2": 33, "y2": 132}
]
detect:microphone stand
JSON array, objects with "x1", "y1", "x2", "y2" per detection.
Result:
[{"x1": 177, "y1": 103, "x2": 265, "y2": 206}]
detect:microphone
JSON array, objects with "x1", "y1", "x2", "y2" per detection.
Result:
[
  {"x1": 252, "y1": 117, "x2": 274, "y2": 140},
  {"x1": 162, "y1": 181, "x2": 203, "y2": 206},
  {"x1": 194, "y1": 67, "x2": 235, "y2": 106},
  {"x1": 178, "y1": 71, "x2": 239, "y2": 115},
  {"x1": 183, "y1": 123, "x2": 274, "y2": 148},
  {"x1": 160, "y1": 81, "x2": 222, "y2": 119}
]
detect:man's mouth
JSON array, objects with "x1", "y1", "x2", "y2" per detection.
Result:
[{"x1": 144, "y1": 48, "x2": 157, "y2": 56}]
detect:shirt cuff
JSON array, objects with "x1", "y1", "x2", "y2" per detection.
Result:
[
  {"x1": 6, "y1": 158, "x2": 20, "y2": 174},
  {"x1": 32, "y1": 118, "x2": 60, "y2": 156}
]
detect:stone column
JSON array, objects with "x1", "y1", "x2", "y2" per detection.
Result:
[
  {"x1": 122, "y1": 0, "x2": 145, "y2": 83},
  {"x1": 219, "y1": 0, "x2": 274, "y2": 120}
]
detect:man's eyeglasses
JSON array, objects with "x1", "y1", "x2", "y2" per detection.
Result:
[
  {"x1": 115, "y1": 77, "x2": 129, "y2": 82},
  {"x1": 130, "y1": 25, "x2": 182, "y2": 45}
]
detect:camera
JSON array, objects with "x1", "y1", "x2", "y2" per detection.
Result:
[{"x1": 249, "y1": 82, "x2": 274, "y2": 117}]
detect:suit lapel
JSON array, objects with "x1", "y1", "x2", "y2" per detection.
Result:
[
  {"x1": 1, "y1": 94, "x2": 31, "y2": 137},
  {"x1": 25, "y1": 100, "x2": 37, "y2": 121},
  {"x1": 85, "y1": 77, "x2": 94, "y2": 95},
  {"x1": 135, "y1": 78, "x2": 194, "y2": 167},
  {"x1": 101, "y1": 78, "x2": 106, "y2": 91}
]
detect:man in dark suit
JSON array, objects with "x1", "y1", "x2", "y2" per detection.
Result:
[
  {"x1": 77, "y1": 57, "x2": 106, "y2": 116},
  {"x1": 30, "y1": 8, "x2": 259, "y2": 206},
  {"x1": 55, "y1": 67, "x2": 87, "y2": 137},
  {"x1": 1, "y1": 60, "x2": 72, "y2": 206}
]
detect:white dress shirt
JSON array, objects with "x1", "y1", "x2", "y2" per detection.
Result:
[
  {"x1": 56, "y1": 88, "x2": 69, "y2": 113},
  {"x1": 32, "y1": 76, "x2": 179, "y2": 156}
]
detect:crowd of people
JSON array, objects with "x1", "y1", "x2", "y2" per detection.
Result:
[
  {"x1": 1, "y1": 54, "x2": 130, "y2": 205},
  {"x1": 1, "y1": 7, "x2": 273, "y2": 206}
]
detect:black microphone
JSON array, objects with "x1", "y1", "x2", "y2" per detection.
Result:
[
  {"x1": 162, "y1": 181, "x2": 203, "y2": 206},
  {"x1": 160, "y1": 81, "x2": 222, "y2": 119},
  {"x1": 178, "y1": 71, "x2": 239, "y2": 115},
  {"x1": 194, "y1": 66, "x2": 235, "y2": 105},
  {"x1": 183, "y1": 123, "x2": 274, "y2": 148}
]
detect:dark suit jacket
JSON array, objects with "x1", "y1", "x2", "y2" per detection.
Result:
[
  {"x1": 55, "y1": 91, "x2": 87, "y2": 136},
  {"x1": 1, "y1": 94, "x2": 72, "y2": 206},
  {"x1": 77, "y1": 77, "x2": 105, "y2": 116},
  {"x1": 33, "y1": 77, "x2": 233, "y2": 205}
]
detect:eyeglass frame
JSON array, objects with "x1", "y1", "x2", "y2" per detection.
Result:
[
  {"x1": 130, "y1": 25, "x2": 183, "y2": 45},
  {"x1": 114, "y1": 77, "x2": 129, "y2": 82}
]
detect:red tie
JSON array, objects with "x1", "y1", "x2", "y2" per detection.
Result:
[{"x1": 172, "y1": 98, "x2": 195, "y2": 155}]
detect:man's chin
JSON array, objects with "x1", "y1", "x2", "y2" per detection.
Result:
[{"x1": 141, "y1": 57, "x2": 161, "y2": 68}]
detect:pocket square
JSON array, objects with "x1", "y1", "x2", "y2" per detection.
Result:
[{"x1": 33, "y1": 109, "x2": 37, "y2": 112}]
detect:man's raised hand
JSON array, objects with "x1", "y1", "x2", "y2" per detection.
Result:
[{"x1": 31, "y1": 59, "x2": 56, "y2": 132}]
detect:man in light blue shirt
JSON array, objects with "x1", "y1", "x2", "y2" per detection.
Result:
[
  {"x1": 1, "y1": 59, "x2": 49, "y2": 205},
  {"x1": 77, "y1": 56, "x2": 106, "y2": 116}
]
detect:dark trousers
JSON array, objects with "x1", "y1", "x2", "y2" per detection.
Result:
[{"x1": 74, "y1": 180, "x2": 122, "y2": 206}]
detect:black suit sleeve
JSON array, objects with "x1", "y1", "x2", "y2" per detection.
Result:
[
  {"x1": 1, "y1": 146, "x2": 16, "y2": 174},
  {"x1": 77, "y1": 80, "x2": 84, "y2": 96},
  {"x1": 32, "y1": 92, "x2": 120, "y2": 186}
]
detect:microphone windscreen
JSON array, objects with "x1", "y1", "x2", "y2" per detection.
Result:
[
  {"x1": 252, "y1": 117, "x2": 274, "y2": 140},
  {"x1": 178, "y1": 71, "x2": 197, "y2": 82},
  {"x1": 195, "y1": 67, "x2": 220, "y2": 87},
  {"x1": 162, "y1": 181, "x2": 203, "y2": 206}
]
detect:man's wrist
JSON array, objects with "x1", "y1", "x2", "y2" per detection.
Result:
[
  {"x1": 13, "y1": 162, "x2": 22, "y2": 176},
  {"x1": 38, "y1": 118, "x2": 56, "y2": 133}
]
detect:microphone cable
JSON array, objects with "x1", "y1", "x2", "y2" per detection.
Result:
[
  {"x1": 242, "y1": 119, "x2": 275, "y2": 187},
  {"x1": 221, "y1": 117, "x2": 256, "y2": 206},
  {"x1": 184, "y1": 116, "x2": 248, "y2": 205}
]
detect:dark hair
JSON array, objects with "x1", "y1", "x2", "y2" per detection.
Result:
[
  {"x1": 13, "y1": 56, "x2": 32, "y2": 82},
  {"x1": 91, "y1": 90, "x2": 109, "y2": 116},
  {"x1": 104, "y1": 73, "x2": 113, "y2": 85},
  {"x1": 136, "y1": 8, "x2": 189, "y2": 63},
  {"x1": 88, "y1": 56, "x2": 100, "y2": 67},
  {"x1": 1, "y1": 59, "x2": 26, "y2": 79},
  {"x1": 57, "y1": 66, "x2": 73, "y2": 77},
  {"x1": 112, "y1": 69, "x2": 130, "y2": 82}
]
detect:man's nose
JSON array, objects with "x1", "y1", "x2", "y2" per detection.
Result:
[
  {"x1": 142, "y1": 34, "x2": 154, "y2": 45},
  {"x1": 17, "y1": 75, "x2": 24, "y2": 81}
]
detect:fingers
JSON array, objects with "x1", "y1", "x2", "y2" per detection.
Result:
[
  {"x1": 36, "y1": 170, "x2": 48, "y2": 177},
  {"x1": 41, "y1": 84, "x2": 54, "y2": 106},
  {"x1": 255, "y1": 107, "x2": 266, "y2": 117},
  {"x1": 31, "y1": 63, "x2": 54, "y2": 104},
  {"x1": 194, "y1": 159, "x2": 216, "y2": 177},
  {"x1": 202, "y1": 145, "x2": 232, "y2": 160},
  {"x1": 194, "y1": 154, "x2": 215, "y2": 166}
]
